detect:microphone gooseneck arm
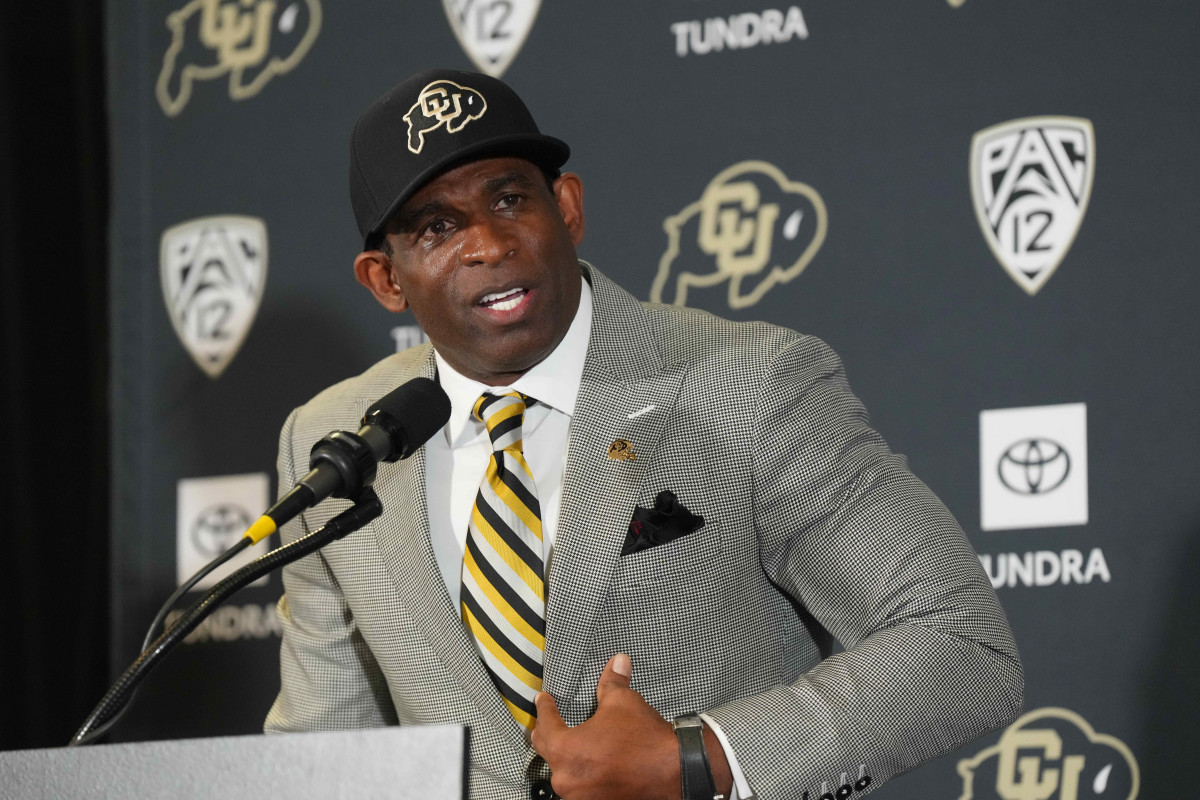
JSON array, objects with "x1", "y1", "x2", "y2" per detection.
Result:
[
  {"x1": 76, "y1": 536, "x2": 256, "y2": 744},
  {"x1": 69, "y1": 489, "x2": 384, "y2": 747},
  {"x1": 69, "y1": 378, "x2": 450, "y2": 746}
]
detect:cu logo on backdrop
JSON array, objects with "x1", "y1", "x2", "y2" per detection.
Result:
[
  {"x1": 653, "y1": 161, "x2": 827, "y2": 309},
  {"x1": 156, "y1": 0, "x2": 322, "y2": 117},
  {"x1": 958, "y1": 707, "x2": 1139, "y2": 800},
  {"x1": 997, "y1": 438, "x2": 1071, "y2": 496}
]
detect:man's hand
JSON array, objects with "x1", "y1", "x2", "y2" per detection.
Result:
[{"x1": 531, "y1": 653, "x2": 733, "y2": 800}]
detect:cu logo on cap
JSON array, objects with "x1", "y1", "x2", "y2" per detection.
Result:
[
  {"x1": 404, "y1": 80, "x2": 488, "y2": 154},
  {"x1": 997, "y1": 438, "x2": 1071, "y2": 495}
]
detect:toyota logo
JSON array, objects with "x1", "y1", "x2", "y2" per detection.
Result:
[
  {"x1": 997, "y1": 438, "x2": 1071, "y2": 495},
  {"x1": 191, "y1": 503, "x2": 253, "y2": 557}
]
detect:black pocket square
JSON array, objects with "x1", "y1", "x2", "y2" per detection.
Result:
[{"x1": 620, "y1": 490, "x2": 705, "y2": 556}]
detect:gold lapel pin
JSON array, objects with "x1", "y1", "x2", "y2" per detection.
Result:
[{"x1": 607, "y1": 439, "x2": 636, "y2": 462}]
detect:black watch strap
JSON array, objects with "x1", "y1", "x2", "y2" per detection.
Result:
[{"x1": 673, "y1": 713, "x2": 720, "y2": 800}]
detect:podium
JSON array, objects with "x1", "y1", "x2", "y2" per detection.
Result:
[{"x1": 0, "y1": 725, "x2": 467, "y2": 799}]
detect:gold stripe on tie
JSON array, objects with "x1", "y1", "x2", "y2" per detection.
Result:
[{"x1": 462, "y1": 392, "x2": 545, "y2": 730}]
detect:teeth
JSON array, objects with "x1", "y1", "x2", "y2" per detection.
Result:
[
  {"x1": 490, "y1": 294, "x2": 525, "y2": 312},
  {"x1": 479, "y1": 287, "x2": 524, "y2": 306}
]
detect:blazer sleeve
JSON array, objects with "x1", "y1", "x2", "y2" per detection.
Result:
[
  {"x1": 703, "y1": 335, "x2": 1023, "y2": 798},
  {"x1": 263, "y1": 407, "x2": 398, "y2": 733}
]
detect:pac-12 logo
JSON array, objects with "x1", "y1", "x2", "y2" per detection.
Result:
[
  {"x1": 156, "y1": 0, "x2": 322, "y2": 117},
  {"x1": 443, "y1": 0, "x2": 541, "y2": 78},
  {"x1": 160, "y1": 215, "x2": 267, "y2": 378},
  {"x1": 404, "y1": 80, "x2": 488, "y2": 155},
  {"x1": 958, "y1": 707, "x2": 1139, "y2": 800},
  {"x1": 652, "y1": 161, "x2": 827, "y2": 309},
  {"x1": 970, "y1": 117, "x2": 1095, "y2": 295}
]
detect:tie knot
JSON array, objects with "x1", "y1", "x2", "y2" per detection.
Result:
[{"x1": 473, "y1": 392, "x2": 533, "y2": 450}]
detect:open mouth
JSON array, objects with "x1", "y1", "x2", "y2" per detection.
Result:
[{"x1": 477, "y1": 287, "x2": 527, "y2": 312}]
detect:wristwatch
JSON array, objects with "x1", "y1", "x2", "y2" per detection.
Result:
[{"x1": 672, "y1": 713, "x2": 723, "y2": 800}]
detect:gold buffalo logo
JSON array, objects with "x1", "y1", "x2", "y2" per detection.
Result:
[
  {"x1": 156, "y1": 0, "x2": 322, "y2": 117},
  {"x1": 958, "y1": 707, "x2": 1139, "y2": 800},
  {"x1": 652, "y1": 160, "x2": 827, "y2": 309},
  {"x1": 607, "y1": 439, "x2": 636, "y2": 462},
  {"x1": 404, "y1": 80, "x2": 488, "y2": 154}
]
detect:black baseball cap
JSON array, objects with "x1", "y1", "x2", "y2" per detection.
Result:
[{"x1": 349, "y1": 68, "x2": 570, "y2": 251}]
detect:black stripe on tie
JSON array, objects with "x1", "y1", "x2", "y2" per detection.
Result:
[
  {"x1": 487, "y1": 413, "x2": 523, "y2": 445},
  {"x1": 462, "y1": 591, "x2": 544, "y2": 678},
  {"x1": 465, "y1": 535, "x2": 546, "y2": 636},
  {"x1": 497, "y1": 459, "x2": 542, "y2": 519},
  {"x1": 491, "y1": 670, "x2": 538, "y2": 718},
  {"x1": 475, "y1": 492, "x2": 543, "y2": 576},
  {"x1": 475, "y1": 393, "x2": 505, "y2": 418}
]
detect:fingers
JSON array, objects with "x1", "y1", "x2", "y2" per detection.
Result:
[
  {"x1": 595, "y1": 653, "x2": 632, "y2": 704},
  {"x1": 531, "y1": 691, "x2": 567, "y2": 754},
  {"x1": 535, "y1": 653, "x2": 635, "y2": 756}
]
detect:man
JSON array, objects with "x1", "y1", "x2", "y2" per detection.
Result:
[{"x1": 265, "y1": 68, "x2": 1023, "y2": 800}]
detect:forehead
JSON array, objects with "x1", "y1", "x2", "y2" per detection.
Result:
[{"x1": 400, "y1": 156, "x2": 545, "y2": 210}]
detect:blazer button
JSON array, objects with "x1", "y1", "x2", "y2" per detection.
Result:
[{"x1": 530, "y1": 779, "x2": 561, "y2": 800}]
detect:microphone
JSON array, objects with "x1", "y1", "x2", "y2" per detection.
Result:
[
  {"x1": 68, "y1": 379, "x2": 447, "y2": 746},
  {"x1": 244, "y1": 377, "x2": 450, "y2": 543}
]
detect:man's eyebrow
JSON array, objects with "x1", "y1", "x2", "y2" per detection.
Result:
[
  {"x1": 482, "y1": 172, "x2": 535, "y2": 194},
  {"x1": 392, "y1": 173, "x2": 536, "y2": 234},
  {"x1": 392, "y1": 201, "x2": 444, "y2": 234}
]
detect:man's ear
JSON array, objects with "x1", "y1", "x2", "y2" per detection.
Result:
[
  {"x1": 553, "y1": 173, "x2": 586, "y2": 246},
  {"x1": 354, "y1": 249, "x2": 409, "y2": 312}
]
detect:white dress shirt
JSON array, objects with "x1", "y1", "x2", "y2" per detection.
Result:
[
  {"x1": 425, "y1": 279, "x2": 753, "y2": 800},
  {"x1": 426, "y1": 281, "x2": 592, "y2": 608}
]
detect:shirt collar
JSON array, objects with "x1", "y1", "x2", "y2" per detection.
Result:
[{"x1": 434, "y1": 279, "x2": 593, "y2": 446}]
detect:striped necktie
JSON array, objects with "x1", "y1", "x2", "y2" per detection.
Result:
[{"x1": 461, "y1": 391, "x2": 545, "y2": 730}]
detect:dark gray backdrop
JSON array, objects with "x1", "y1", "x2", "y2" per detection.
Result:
[{"x1": 106, "y1": 2, "x2": 1199, "y2": 797}]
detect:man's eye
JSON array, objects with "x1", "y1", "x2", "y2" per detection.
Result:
[
  {"x1": 496, "y1": 193, "x2": 523, "y2": 210},
  {"x1": 423, "y1": 219, "x2": 451, "y2": 237}
]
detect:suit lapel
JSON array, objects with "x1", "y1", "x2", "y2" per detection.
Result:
[
  {"x1": 366, "y1": 265, "x2": 681, "y2": 742},
  {"x1": 543, "y1": 265, "x2": 687, "y2": 711},
  {"x1": 368, "y1": 350, "x2": 529, "y2": 755}
]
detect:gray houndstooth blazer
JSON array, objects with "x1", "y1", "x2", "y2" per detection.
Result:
[{"x1": 265, "y1": 263, "x2": 1023, "y2": 800}]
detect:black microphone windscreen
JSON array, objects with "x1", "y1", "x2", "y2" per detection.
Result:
[{"x1": 365, "y1": 377, "x2": 451, "y2": 458}]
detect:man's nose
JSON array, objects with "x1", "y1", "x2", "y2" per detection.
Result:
[{"x1": 460, "y1": 217, "x2": 517, "y2": 266}]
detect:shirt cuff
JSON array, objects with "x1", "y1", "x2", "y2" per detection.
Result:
[{"x1": 698, "y1": 712, "x2": 756, "y2": 800}]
